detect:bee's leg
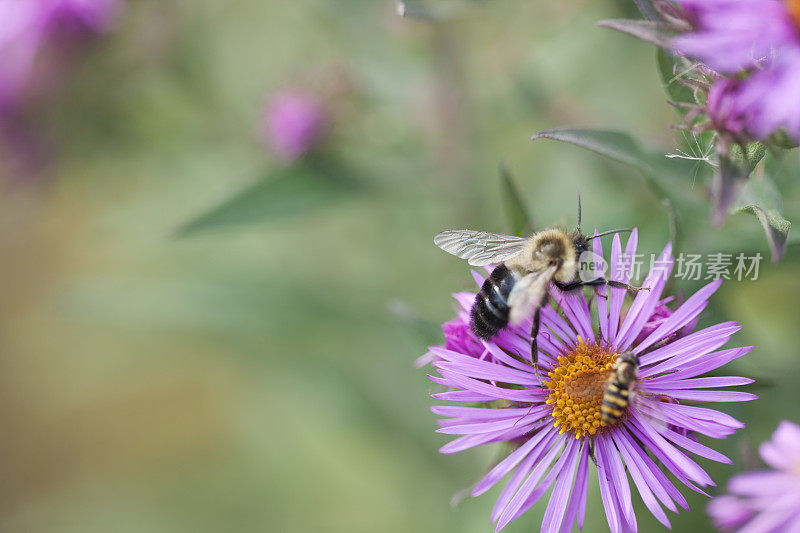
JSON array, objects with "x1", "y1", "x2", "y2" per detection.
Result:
[
  {"x1": 587, "y1": 439, "x2": 597, "y2": 467},
  {"x1": 605, "y1": 279, "x2": 649, "y2": 293},
  {"x1": 530, "y1": 305, "x2": 543, "y2": 384},
  {"x1": 553, "y1": 279, "x2": 593, "y2": 292},
  {"x1": 555, "y1": 278, "x2": 648, "y2": 293}
]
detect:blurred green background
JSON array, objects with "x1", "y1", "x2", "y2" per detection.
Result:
[{"x1": 1, "y1": 1, "x2": 798, "y2": 532}]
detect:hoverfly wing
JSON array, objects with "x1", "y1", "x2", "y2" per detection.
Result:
[
  {"x1": 433, "y1": 230, "x2": 527, "y2": 266},
  {"x1": 630, "y1": 391, "x2": 670, "y2": 433},
  {"x1": 506, "y1": 266, "x2": 557, "y2": 325}
]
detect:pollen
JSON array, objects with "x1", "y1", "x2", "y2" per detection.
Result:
[
  {"x1": 789, "y1": 0, "x2": 800, "y2": 29},
  {"x1": 544, "y1": 338, "x2": 617, "y2": 439}
]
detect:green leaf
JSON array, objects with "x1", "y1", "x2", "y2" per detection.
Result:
[
  {"x1": 768, "y1": 130, "x2": 800, "y2": 150},
  {"x1": 176, "y1": 156, "x2": 364, "y2": 236},
  {"x1": 532, "y1": 128, "x2": 648, "y2": 170},
  {"x1": 597, "y1": 19, "x2": 671, "y2": 47},
  {"x1": 531, "y1": 128, "x2": 697, "y2": 200},
  {"x1": 732, "y1": 175, "x2": 791, "y2": 261},
  {"x1": 730, "y1": 141, "x2": 767, "y2": 173},
  {"x1": 499, "y1": 162, "x2": 533, "y2": 236},
  {"x1": 712, "y1": 142, "x2": 766, "y2": 227},
  {"x1": 657, "y1": 48, "x2": 697, "y2": 107}
]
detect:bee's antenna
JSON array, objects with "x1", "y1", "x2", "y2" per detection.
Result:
[
  {"x1": 576, "y1": 192, "x2": 582, "y2": 233},
  {"x1": 593, "y1": 228, "x2": 633, "y2": 239}
]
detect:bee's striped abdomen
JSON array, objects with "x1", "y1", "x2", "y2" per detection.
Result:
[
  {"x1": 470, "y1": 265, "x2": 516, "y2": 340},
  {"x1": 600, "y1": 381, "x2": 630, "y2": 426},
  {"x1": 601, "y1": 352, "x2": 639, "y2": 427}
]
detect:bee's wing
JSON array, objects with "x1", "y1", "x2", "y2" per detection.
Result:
[
  {"x1": 630, "y1": 391, "x2": 670, "y2": 433},
  {"x1": 434, "y1": 230, "x2": 527, "y2": 266},
  {"x1": 506, "y1": 266, "x2": 557, "y2": 325}
]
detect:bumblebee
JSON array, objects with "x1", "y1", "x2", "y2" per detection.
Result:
[{"x1": 434, "y1": 205, "x2": 637, "y2": 374}]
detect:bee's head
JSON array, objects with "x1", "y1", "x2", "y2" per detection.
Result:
[{"x1": 571, "y1": 231, "x2": 590, "y2": 257}]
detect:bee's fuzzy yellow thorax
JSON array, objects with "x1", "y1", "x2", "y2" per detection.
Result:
[
  {"x1": 514, "y1": 228, "x2": 578, "y2": 282},
  {"x1": 544, "y1": 338, "x2": 617, "y2": 439}
]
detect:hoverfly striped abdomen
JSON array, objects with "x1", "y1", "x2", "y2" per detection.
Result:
[
  {"x1": 470, "y1": 265, "x2": 517, "y2": 339},
  {"x1": 600, "y1": 352, "x2": 639, "y2": 426}
]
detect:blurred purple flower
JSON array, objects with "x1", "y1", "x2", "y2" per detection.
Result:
[
  {"x1": 261, "y1": 90, "x2": 325, "y2": 162},
  {"x1": 706, "y1": 78, "x2": 749, "y2": 141},
  {"x1": 673, "y1": 0, "x2": 800, "y2": 140},
  {"x1": 708, "y1": 420, "x2": 800, "y2": 532},
  {"x1": 427, "y1": 230, "x2": 755, "y2": 532},
  {"x1": 0, "y1": 0, "x2": 120, "y2": 113}
]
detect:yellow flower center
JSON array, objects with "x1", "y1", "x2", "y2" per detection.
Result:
[
  {"x1": 788, "y1": 0, "x2": 800, "y2": 29},
  {"x1": 544, "y1": 339, "x2": 618, "y2": 439}
]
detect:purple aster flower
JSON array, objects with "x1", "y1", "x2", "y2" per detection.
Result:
[
  {"x1": 427, "y1": 229, "x2": 756, "y2": 532},
  {"x1": 673, "y1": 0, "x2": 800, "y2": 140},
  {"x1": 708, "y1": 420, "x2": 800, "y2": 532},
  {"x1": 0, "y1": 0, "x2": 120, "y2": 113},
  {"x1": 260, "y1": 90, "x2": 325, "y2": 162}
]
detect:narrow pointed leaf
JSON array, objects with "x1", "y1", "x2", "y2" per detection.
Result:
[
  {"x1": 499, "y1": 162, "x2": 533, "y2": 236},
  {"x1": 531, "y1": 128, "x2": 697, "y2": 204},
  {"x1": 597, "y1": 19, "x2": 671, "y2": 47}
]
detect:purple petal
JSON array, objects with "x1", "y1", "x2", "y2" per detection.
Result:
[
  {"x1": 436, "y1": 407, "x2": 548, "y2": 434},
  {"x1": 593, "y1": 229, "x2": 610, "y2": 344},
  {"x1": 431, "y1": 405, "x2": 535, "y2": 418},
  {"x1": 760, "y1": 421, "x2": 800, "y2": 471},
  {"x1": 662, "y1": 389, "x2": 758, "y2": 402},
  {"x1": 473, "y1": 424, "x2": 558, "y2": 496},
  {"x1": 560, "y1": 443, "x2": 590, "y2": 533},
  {"x1": 629, "y1": 414, "x2": 713, "y2": 486},
  {"x1": 596, "y1": 435, "x2": 622, "y2": 533},
  {"x1": 657, "y1": 424, "x2": 732, "y2": 464},
  {"x1": 616, "y1": 427, "x2": 685, "y2": 512},
  {"x1": 643, "y1": 345, "x2": 752, "y2": 380},
  {"x1": 643, "y1": 375, "x2": 753, "y2": 391},
  {"x1": 598, "y1": 433, "x2": 636, "y2": 528},
  {"x1": 440, "y1": 424, "x2": 537, "y2": 454},
  {"x1": 540, "y1": 438, "x2": 581, "y2": 532},
  {"x1": 639, "y1": 321, "x2": 741, "y2": 369},
  {"x1": 435, "y1": 369, "x2": 541, "y2": 402},
  {"x1": 635, "y1": 279, "x2": 723, "y2": 353},
  {"x1": 649, "y1": 400, "x2": 743, "y2": 438},
  {"x1": 481, "y1": 341, "x2": 537, "y2": 373},
  {"x1": 491, "y1": 429, "x2": 560, "y2": 522},
  {"x1": 495, "y1": 436, "x2": 566, "y2": 530},
  {"x1": 607, "y1": 234, "x2": 625, "y2": 345},
  {"x1": 551, "y1": 289, "x2": 594, "y2": 342},
  {"x1": 432, "y1": 389, "x2": 494, "y2": 401},
  {"x1": 434, "y1": 360, "x2": 539, "y2": 386},
  {"x1": 539, "y1": 305, "x2": 578, "y2": 345},
  {"x1": 611, "y1": 431, "x2": 672, "y2": 528},
  {"x1": 615, "y1": 243, "x2": 673, "y2": 351}
]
